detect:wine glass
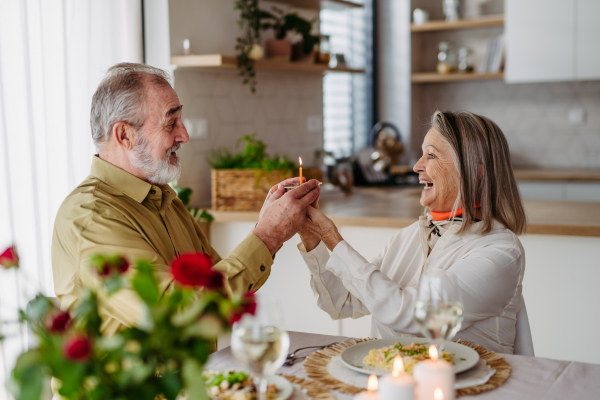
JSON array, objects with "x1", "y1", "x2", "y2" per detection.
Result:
[
  {"x1": 414, "y1": 274, "x2": 464, "y2": 352},
  {"x1": 230, "y1": 295, "x2": 290, "y2": 400}
]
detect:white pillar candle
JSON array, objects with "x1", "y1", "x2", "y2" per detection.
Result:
[
  {"x1": 413, "y1": 346, "x2": 455, "y2": 400},
  {"x1": 379, "y1": 356, "x2": 416, "y2": 400},
  {"x1": 354, "y1": 375, "x2": 379, "y2": 400}
]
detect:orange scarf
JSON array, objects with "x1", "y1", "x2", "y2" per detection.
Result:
[{"x1": 430, "y1": 204, "x2": 481, "y2": 221}]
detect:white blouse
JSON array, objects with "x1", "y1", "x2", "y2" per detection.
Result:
[{"x1": 298, "y1": 218, "x2": 525, "y2": 354}]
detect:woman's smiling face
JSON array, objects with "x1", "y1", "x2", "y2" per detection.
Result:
[{"x1": 413, "y1": 128, "x2": 461, "y2": 211}]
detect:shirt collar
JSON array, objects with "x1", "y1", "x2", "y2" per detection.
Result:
[{"x1": 90, "y1": 156, "x2": 152, "y2": 203}]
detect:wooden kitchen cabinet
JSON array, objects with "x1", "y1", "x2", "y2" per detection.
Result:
[
  {"x1": 506, "y1": 0, "x2": 600, "y2": 83},
  {"x1": 505, "y1": 0, "x2": 574, "y2": 83}
]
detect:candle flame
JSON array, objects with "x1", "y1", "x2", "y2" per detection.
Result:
[
  {"x1": 434, "y1": 388, "x2": 444, "y2": 400},
  {"x1": 367, "y1": 374, "x2": 378, "y2": 391},
  {"x1": 299, "y1": 157, "x2": 303, "y2": 166},
  {"x1": 392, "y1": 355, "x2": 404, "y2": 377},
  {"x1": 429, "y1": 345, "x2": 439, "y2": 361}
]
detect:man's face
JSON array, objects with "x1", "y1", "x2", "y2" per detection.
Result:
[{"x1": 130, "y1": 80, "x2": 189, "y2": 185}]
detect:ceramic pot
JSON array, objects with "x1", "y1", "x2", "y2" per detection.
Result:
[
  {"x1": 291, "y1": 42, "x2": 316, "y2": 63},
  {"x1": 266, "y1": 39, "x2": 292, "y2": 61}
]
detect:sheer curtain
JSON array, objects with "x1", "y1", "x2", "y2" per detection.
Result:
[{"x1": 0, "y1": 1, "x2": 142, "y2": 397}]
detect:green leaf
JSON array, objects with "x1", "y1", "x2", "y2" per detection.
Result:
[
  {"x1": 183, "y1": 358, "x2": 208, "y2": 400},
  {"x1": 132, "y1": 261, "x2": 160, "y2": 305},
  {"x1": 176, "y1": 187, "x2": 193, "y2": 206},
  {"x1": 104, "y1": 275, "x2": 123, "y2": 295},
  {"x1": 96, "y1": 334, "x2": 125, "y2": 351},
  {"x1": 192, "y1": 341, "x2": 211, "y2": 364},
  {"x1": 171, "y1": 298, "x2": 209, "y2": 327}
]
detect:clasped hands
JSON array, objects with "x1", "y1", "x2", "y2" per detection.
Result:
[{"x1": 252, "y1": 178, "x2": 343, "y2": 255}]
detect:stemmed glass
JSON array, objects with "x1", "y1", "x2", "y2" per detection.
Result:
[
  {"x1": 414, "y1": 274, "x2": 464, "y2": 352},
  {"x1": 231, "y1": 295, "x2": 290, "y2": 400}
]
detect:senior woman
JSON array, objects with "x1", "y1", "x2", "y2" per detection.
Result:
[{"x1": 298, "y1": 111, "x2": 526, "y2": 354}]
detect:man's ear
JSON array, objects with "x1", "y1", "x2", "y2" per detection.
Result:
[{"x1": 112, "y1": 121, "x2": 136, "y2": 151}]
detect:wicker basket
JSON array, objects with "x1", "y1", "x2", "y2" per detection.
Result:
[{"x1": 211, "y1": 169, "x2": 293, "y2": 211}]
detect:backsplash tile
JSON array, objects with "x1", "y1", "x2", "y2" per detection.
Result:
[
  {"x1": 174, "y1": 69, "x2": 324, "y2": 207},
  {"x1": 413, "y1": 80, "x2": 600, "y2": 169}
]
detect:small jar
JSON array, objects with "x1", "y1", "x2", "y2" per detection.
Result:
[
  {"x1": 457, "y1": 47, "x2": 474, "y2": 73},
  {"x1": 437, "y1": 42, "x2": 456, "y2": 74},
  {"x1": 316, "y1": 35, "x2": 331, "y2": 64}
]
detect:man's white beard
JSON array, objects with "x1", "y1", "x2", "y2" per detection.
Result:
[{"x1": 130, "y1": 132, "x2": 182, "y2": 185}]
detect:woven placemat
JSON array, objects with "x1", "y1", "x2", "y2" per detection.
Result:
[
  {"x1": 278, "y1": 374, "x2": 335, "y2": 400},
  {"x1": 302, "y1": 338, "x2": 511, "y2": 397}
]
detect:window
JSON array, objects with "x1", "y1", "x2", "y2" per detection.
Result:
[{"x1": 320, "y1": 0, "x2": 372, "y2": 158}]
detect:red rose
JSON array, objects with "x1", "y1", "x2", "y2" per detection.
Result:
[
  {"x1": 46, "y1": 310, "x2": 71, "y2": 334},
  {"x1": 94, "y1": 255, "x2": 129, "y2": 277},
  {"x1": 63, "y1": 334, "x2": 92, "y2": 362},
  {"x1": 114, "y1": 256, "x2": 130, "y2": 274},
  {"x1": 0, "y1": 246, "x2": 19, "y2": 269},
  {"x1": 231, "y1": 292, "x2": 257, "y2": 324},
  {"x1": 170, "y1": 253, "x2": 223, "y2": 289}
]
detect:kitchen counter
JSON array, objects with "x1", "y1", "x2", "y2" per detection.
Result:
[
  {"x1": 514, "y1": 168, "x2": 600, "y2": 182},
  {"x1": 210, "y1": 186, "x2": 600, "y2": 237}
]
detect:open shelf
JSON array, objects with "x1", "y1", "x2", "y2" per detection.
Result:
[
  {"x1": 273, "y1": 0, "x2": 363, "y2": 10},
  {"x1": 411, "y1": 72, "x2": 504, "y2": 83},
  {"x1": 171, "y1": 54, "x2": 365, "y2": 75},
  {"x1": 411, "y1": 15, "x2": 504, "y2": 32}
]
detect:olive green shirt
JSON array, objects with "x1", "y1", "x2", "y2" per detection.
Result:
[{"x1": 52, "y1": 156, "x2": 272, "y2": 335}]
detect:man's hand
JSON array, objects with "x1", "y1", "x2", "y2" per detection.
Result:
[{"x1": 253, "y1": 178, "x2": 321, "y2": 255}]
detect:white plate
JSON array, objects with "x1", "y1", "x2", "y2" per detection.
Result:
[
  {"x1": 340, "y1": 338, "x2": 479, "y2": 376},
  {"x1": 205, "y1": 372, "x2": 293, "y2": 400},
  {"x1": 268, "y1": 374, "x2": 293, "y2": 400}
]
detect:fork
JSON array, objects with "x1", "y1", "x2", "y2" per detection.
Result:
[{"x1": 283, "y1": 342, "x2": 339, "y2": 366}]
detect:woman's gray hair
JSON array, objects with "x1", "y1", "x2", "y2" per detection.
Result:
[
  {"x1": 90, "y1": 63, "x2": 172, "y2": 152},
  {"x1": 431, "y1": 110, "x2": 527, "y2": 235}
]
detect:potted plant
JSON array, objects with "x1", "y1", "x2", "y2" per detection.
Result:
[
  {"x1": 173, "y1": 183, "x2": 215, "y2": 241},
  {"x1": 234, "y1": 0, "x2": 266, "y2": 93},
  {"x1": 207, "y1": 134, "x2": 296, "y2": 212},
  {"x1": 262, "y1": 7, "x2": 319, "y2": 62}
]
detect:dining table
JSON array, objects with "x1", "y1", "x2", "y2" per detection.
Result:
[{"x1": 206, "y1": 331, "x2": 600, "y2": 400}]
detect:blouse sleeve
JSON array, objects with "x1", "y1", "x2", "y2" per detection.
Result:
[
  {"x1": 298, "y1": 234, "x2": 398, "y2": 320},
  {"x1": 325, "y1": 240, "x2": 523, "y2": 335}
]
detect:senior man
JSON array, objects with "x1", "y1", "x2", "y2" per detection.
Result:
[{"x1": 52, "y1": 63, "x2": 320, "y2": 336}]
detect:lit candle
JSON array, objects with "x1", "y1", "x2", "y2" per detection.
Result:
[
  {"x1": 299, "y1": 157, "x2": 303, "y2": 184},
  {"x1": 354, "y1": 375, "x2": 378, "y2": 400},
  {"x1": 434, "y1": 388, "x2": 444, "y2": 400},
  {"x1": 379, "y1": 356, "x2": 416, "y2": 400},
  {"x1": 413, "y1": 346, "x2": 455, "y2": 400}
]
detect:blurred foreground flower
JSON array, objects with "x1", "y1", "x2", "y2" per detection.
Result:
[
  {"x1": 5, "y1": 251, "x2": 255, "y2": 400},
  {"x1": 63, "y1": 334, "x2": 92, "y2": 362},
  {"x1": 45, "y1": 310, "x2": 71, "y2": 334},
  {"x1": 0, "y1": 246, "x2": 19, "y2": 269},
  {"x1": 171, "y1": 252, "x2": 223, "y2": 289}
]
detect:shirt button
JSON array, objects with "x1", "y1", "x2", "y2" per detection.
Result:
[
  {"x1": 150, "y1": 189, "x2": 156, "y2": 194},
  {"x1": 260, "y1": 265, "x2": 265, "y2": 272}
]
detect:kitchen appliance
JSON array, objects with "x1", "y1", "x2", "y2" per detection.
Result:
[{"x1": 354, "y1": 122, "x2": 404, "y2": 185}]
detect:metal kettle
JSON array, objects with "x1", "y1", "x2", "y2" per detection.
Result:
[{"x1": 369, "y1": 122, "x2": 404, "y2": 172}]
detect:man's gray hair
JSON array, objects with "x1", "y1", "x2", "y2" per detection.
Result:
[{"x1": 90, "y1": 63, "x2": 172, "y2": 152}]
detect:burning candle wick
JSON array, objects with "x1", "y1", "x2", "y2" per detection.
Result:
[{"x1": 299, "y1": 157, "x2": 303, "y2": 184}]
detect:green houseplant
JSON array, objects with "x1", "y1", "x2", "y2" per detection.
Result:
[{"x1": 208, "y1": 134, "x2": 296, "y2": 211}]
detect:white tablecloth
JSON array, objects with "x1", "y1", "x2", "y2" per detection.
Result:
[{"x1": 206, "y1": 331, "x2": 600, "y2": 399}]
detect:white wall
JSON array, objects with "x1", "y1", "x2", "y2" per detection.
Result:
[{"x1": 211, "y1": 221, "x2": 600, "y2": 364}]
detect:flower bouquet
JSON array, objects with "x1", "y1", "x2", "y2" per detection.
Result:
[{"x1": 1, "y1": 246, "x2": 256, "y2": 400}]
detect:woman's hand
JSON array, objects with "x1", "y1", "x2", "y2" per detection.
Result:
[
  {"x1": 303, "y1": 206, "x2": 343, "y2": 252},
  {"x1": 298, "y1": 188, "x2": 321, "y2": 252}
]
